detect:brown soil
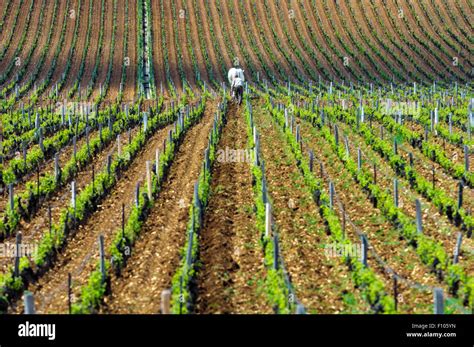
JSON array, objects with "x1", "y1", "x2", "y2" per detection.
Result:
[
  {"x1": 180, "y1": 0, "x2": 209, "y2": 86},
  {"x1": 190, "y1": 0, "x2": 223, "y2": 83},
  {"x1": 0, "y1": 0, "x2": 29, "y2": 73},
  {"x1": 105, "y1": 0, "x2": 126, "y2": 102},
  {"x1": 103, "y1": 100, "x2": 217, "y2": 313},
  {"x1": 250, "y1": 1, "x2": 294, "y2": 78},
  {"x1": 297, "y1": 118, "x2": 439, "y2": 313},
  {"x1": 90, "y1": 0, "x2": 114, "y2": 101},
  {"x1": 195, "y1": 104, "x2": 271, "y2": 314},
  {"x1": 0, "y1": 0, "x2": 42, "y2": 89},
  {"x1": 60, "y1": 0, "x2": 90, "y2": 98},
  {"x1": 220, "y1": 0, "x2": 267, "y2": 82},
  {"x1": 253, "y1": 101, "x2": 359, "y2": 313},
  {"x1": 175, "y1": 0, "x2": 197, "y2": 90},
  {"x1": 149, "y1": 0, "x2": 166, "y2": 97},
  {"x1": 0, "y1": 125, "x2": 141, "y2": 273},
  {"x1": 162, "y1": 0, "x2": 182, "y2": 91},
  {"x1": 78, "y1": 0, "x2": 101, "y2": 100},
  {"x1": 47, "y1": 0, "x2": 79, "y2": 100},
  {"x1": 335, "y1": 119, "x2": 474, "y2": 268},
  {"x1": 11, "y1": 121, "x2": 174, "y2": 313},
  {"x1": 306, "y1": 0, "x2": 364, "y2": 80},
  {"x1": 123, "y1": 0, "x2": 136, "y2": 102}
]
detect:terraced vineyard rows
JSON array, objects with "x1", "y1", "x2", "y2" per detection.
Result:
[{"x1": 0, "y1": 0, "x2": 472, "y2": 319}]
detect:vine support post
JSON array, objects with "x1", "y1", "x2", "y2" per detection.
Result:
[
  {"x1": 73, "y1": 135, "x2": 77, "y2": 162},
  {"x1": 433, "y1": 288, "x2": 444, "y2": 314},
  {"x1": 8, "y1": 183, "x2": 14, "y2": 210},
  {"x1": 135, "y1": 183, "x2": 140, "y2": 208},
  {"x1": 457, "y1": 181, "x2": 463, "y2": 209},
  {"x1": 146, "y1": 161, "x2": 152, "y2": 200},
  {"x1": 99, "y1": 235, "x2": 105, "y2": 283},
  {"x1": 329, "y1": 181, "x2": 335, "y2": 209},
  {"x1": 24, "y1": 292, "x2": 35, "y2": 314},
  {"x1": 357, "y1": 148, "x2": 362, "y2": 171},
  {"x1": 68, "y1": 273, "x2": 72, "y2": 314},
  {"x1": 464, "y1": 145, "x2": 469, "y2": 172},
  {"x1": 265, "y1": 203, "x2": 272, "y2": 238},
  {"x1": 393, "y1": 179, "x2": 399, "y2": 208},
  {"x1": 117, "y1": 135, "x2": 121, "y2": 156},
  {"x1": 415, "y1": 199, "x2": 423, "y2": 234},
  {"x1": 273, "y1": 233, "x2": 279, "y2": 270},
  {"x1": 393, "y1": 276, "x2": 398, "y2": 312},
  {"x1": 14, "y1": 232, "x2": 22, "y2": 277},
  {"x1": 360, "y1": 234, "x2": 368, "y2": 268},
  {"x1": 453, "y1": 232, "x2": 463, "y2": 264}
]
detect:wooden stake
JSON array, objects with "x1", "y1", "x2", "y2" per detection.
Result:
[{"x1": 161, "y1": 289, "x2": 171, "y2": 314}]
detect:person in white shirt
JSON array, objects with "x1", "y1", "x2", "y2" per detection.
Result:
[{"x1": 231, "y1": 74, "x2": 243, "y2": 96}]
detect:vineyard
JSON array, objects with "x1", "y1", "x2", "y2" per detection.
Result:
[{"x1": 0, "y1": 0, "x2": 472, "y2": 316}]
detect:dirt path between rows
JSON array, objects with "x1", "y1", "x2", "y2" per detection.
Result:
[
  {"x1": 103, "y1": 100, "x2": 217, "y2": 313},
  {"x1": 11, "y1": 120, "x2": 174, "y2": 313},
  {"x1": 0, "y1": 125, "x2": 141, "y2": 273},
  {"x1": 194, "y1": 104, "x2": 271, "y2": 314}
]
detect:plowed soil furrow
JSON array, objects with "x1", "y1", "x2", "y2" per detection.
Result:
[
  {"x1": 324, "y1": 0, "x2": 385, "y2": 81},
  {"x1": 192, "y1": 0, "x2": 223, "y2": 83},
  {"x1": 12, "y1": 0, "x2": 54, "y2": 99},
  {"x1": 30, "y1": 0, "x2": 67, "y2": 100},
  {"x1": 79, "y1": 0, "x2": 101, "y2": 99},
  {"x1": 307, "y1": 0, "x2": 365, "y2": 80},
  {"x1": 279, "y1": 0, "x2": 335, "y2": 79},
  {"x1": 91, "y1": 0, "x2": 114, "y2": 101},
  {"x1": 0, "y1": 0, "x2": 29, "y2": 71},
  {"x1": 366, "y1": 0, "x2": 422, "y2": 75},
  {"x1": 150, "y1": 0, "x2": 167, "y2": 97},
  {"x1": 333, "y1": 0, "x2": 396, "y2": 81},
  {"x1": 104, "y1": 0, "x2": 125, "y2": 102},
  {"x1": 180, "y1": 0, "x2": 209, "y2": 87},
  {"x1": 194, "y1": 104, "x2": 271, "y2": 314},
  {"x1": 103, "y1": 100, "x2": 217, "y2": 314},
  {"x1": 123, "y1": 0, "x2": 136, "y2": 102},
  {"x1": 61, "y1": 0, "x2": 90, "y2": 98},
  {"x1": 253, "y1": 101, "x2": 361, "y2": 313},
  {"x1": 299, "y1": 0, "x2": 354, "y2": 81},
  {"x1": 0, "y1": 125, "x2": 141, "y2": 273},
  {"x1": 290, "y1": 1, "x2": 342, "y2": 80},
  {"x1": 411, "y1": 0, "x2": 470, "y2": 72},
  {"x1": 382, "y1": 0, "x2": 455, "y2": 81},
  {"x1": 11, "y1": 121, "x2": 175, "y2": 313},
  {"x1": 47, "y1": 0, "x2": 79, "y2": 99},
  {"x1": 350, "y1": 0, "x2": 424, "y2": 81},
  {"x1": 334, "y1": 119, "x2": 473, "y2": 262},
  {"x1": 175, "y1": 0, "x2": 196, "y2": 89},
  {"x1": 249, "y1": 1, "x2": 295, "y2": 79},
  {"x1": 233, "y1": 0, "x2": 287, "y2": 81},
  {"x1": 265, "y1": 0, "x2": 318, "y2": 80},
  {"x1": 295, "y1": 118, "x2": 439, "y2": 313},
  {"x1": 0, "y1": 0, "x2": 42, "y2": 89},
  {"x1": 220, "y1": 1, "x2": 266, "y2": 81},
  {"x1": 162, "y1": 0, "x2": 181, "y2": 91},
  {"x1": 205, "y1": 3, "x2": 235, "y2": 76}
]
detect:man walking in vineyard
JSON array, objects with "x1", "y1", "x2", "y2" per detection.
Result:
[{"x1": 228, "y1": 67, "x2": 245, "y2": 104}]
